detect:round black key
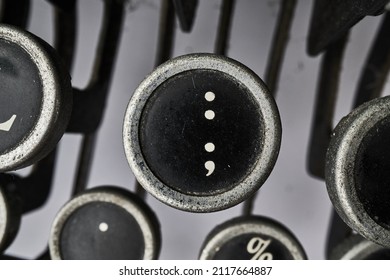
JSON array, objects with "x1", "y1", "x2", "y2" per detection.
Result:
[
  {"x1": 0, "y1": 25, "x2": 72, "y2": 172},
  {"x1": 326, "y1": 96, "x2": 390, "y2": 247},
  {"x1": 199, "y1": 216, "x2": 307, "y2": 260},
  {"x1": 123, "y1": 54, "x2": 281, "y2": 212},
  {"x1": 49, "y1": 187, "x2": 161, "y2": 260},
  {"x1": 354, "y1": 115, "x2": 390, "y2": 229},
  {"x1": 0, "y1": 38, "x2": 42, "y2": 154},
  {"x1": 60, "y1": 202, "x2": 145, "y2": 260},
  {"x1": 330, "y1": 235, "x2": 390, "y2": 260},
  {"x1": 140, "y1": 69, "x2": 263, "y2": 195}
]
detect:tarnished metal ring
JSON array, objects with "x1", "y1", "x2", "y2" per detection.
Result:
[
  {"x1": 326, "y1": 95, "x2": 390, "y2": 247},
  {"x1": 0, "y1": 24, "x2": 72, "y2": 172},
  {"x1": 123, "y1": 53, "x2": 281, "y2": 212},
  {"x1": 49, "y1": 187, "x2": 160, "y2": 260}
]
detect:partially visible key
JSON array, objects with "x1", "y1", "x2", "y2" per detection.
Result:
[
  {"x1": 0, "y1": 24, "x2": 72, "y2": 172},
  {"x1": 199, "y1": 215, "x2": 307, "y2": 260},
  {"x1": 326, "y1": 96, "x2": 390, "y2": 248},
  {"x1": 49, "y1": 186, "x2": 161, "y2": 260},
  {"x1": 330, "y1": 234, "x2": 390, "y2": 260}
]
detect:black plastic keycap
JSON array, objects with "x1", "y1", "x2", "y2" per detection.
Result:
[
  {"x1": 0, "y1": 38, "x2": 42, "y2": 154},
  {"x1": 355, "y1": 115, "x2": 390, "y2": 229},
  {"x1": 0, "y1": 25, "x2": 72, "y2": 172},
  {"x1": 60, "y1": 201, "x2": 145, "y2": 260},
  {"x1": 140, "y1": 69, "x2": 263, "y2": 196}
]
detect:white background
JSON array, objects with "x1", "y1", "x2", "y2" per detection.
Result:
[
  {"x1": 5, "y1": 0, "x2": 388, "y2": 260},
  {"x1": 1, "y1": 260, "x2": 389, "y2": 279}
]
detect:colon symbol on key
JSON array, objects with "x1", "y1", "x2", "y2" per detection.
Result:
[{"x1": 0, "y1": 115, "x2": 16, "y2": 132}]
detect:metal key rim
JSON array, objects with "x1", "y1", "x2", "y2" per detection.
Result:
[
  {"x1": 0, "y1": 25, "x2": 64, "y2": 172},
  {"x1": 325, "y1": 95, "x2": 390, "y2": 247}
]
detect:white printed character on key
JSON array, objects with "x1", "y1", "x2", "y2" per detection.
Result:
[
  {"x1": 0, "y1": 114, "x2": 16, "y2": 132},
  {"x1": 247, "y1": 237, "x2": 273, "y2": 260},
  {"x1": 204, "y1": 91, "x2": 216, "y2": 176}
]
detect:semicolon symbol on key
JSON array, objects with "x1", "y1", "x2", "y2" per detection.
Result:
[
  {"x1": 0, "y1": 114, "x2": 17, "y2": 132},
  {"x1": 204, "y1": 91, "x2": 216, "y2": 177}
]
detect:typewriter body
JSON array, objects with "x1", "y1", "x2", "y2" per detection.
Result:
[{"x1": 1, "y1": 0, "x2": 390, "y2": 260}]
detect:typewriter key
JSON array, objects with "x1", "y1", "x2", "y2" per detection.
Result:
[
  {"x1": 199, "y1": 216, "x2": 306, "y2": 260},
  {"x1": 49, "y1": 187, "x2": 160, "y2": 260},
  {"x1": 326, "y1": 96, "x2": 390, "y2": 247},
  {"x1": 329, "y1": 235, "x2": 390, "y2": 260},
  {"x1": 123, "y1": 53, "x2": 281, "y2": 212},
  {"x1": 0, "y1": 24, "x2": 72, "y2": 172}
]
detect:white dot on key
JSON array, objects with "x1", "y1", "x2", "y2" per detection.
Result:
[
  {"x1": 205, "y1": 110, "x2": 215, "y2": 120},
  {"x1": 99, "y1": 222, "x2": 109, "y2": 232},
  {"x1": 205, "y1": 91, "x2": 215, "y2": 102},
  {"x1": 205, "y1": 143, "x2": 215, "y2": 152}
]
